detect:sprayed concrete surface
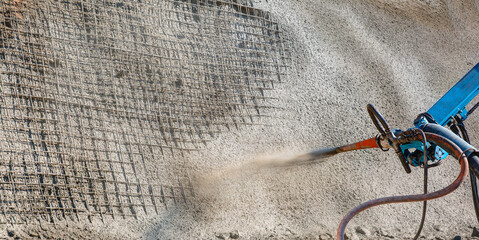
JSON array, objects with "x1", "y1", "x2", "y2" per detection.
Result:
[
  {"x1": 135, "y1": 1, "x2": 479, "y2": 239},
  {"x1": 3, "y1": 0, "x2": 479, "y2": 239},
  {"x1": 80, "y1": 0, "x2": 479, "y2": 239}
]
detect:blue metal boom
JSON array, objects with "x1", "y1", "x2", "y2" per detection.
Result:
[{"x1": 427, "y1": 63, "x2": 479, "y2": 126}]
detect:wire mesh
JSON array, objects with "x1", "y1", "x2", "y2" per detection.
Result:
[{"x1": 0, "y1": 0, "x2": 289, "y2": 223}]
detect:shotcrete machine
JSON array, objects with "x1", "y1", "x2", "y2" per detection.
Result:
[{"x1": 308, "y1": 63, "x2": 479, "y2": 239}]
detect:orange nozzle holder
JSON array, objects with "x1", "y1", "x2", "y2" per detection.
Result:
[{"x1": 337, "y1": 137, "x2": 379, "y2": 153}]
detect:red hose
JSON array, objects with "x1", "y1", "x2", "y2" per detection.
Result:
[{"x1": 336, "y1": 133, "x2": 469, "y2": 239}]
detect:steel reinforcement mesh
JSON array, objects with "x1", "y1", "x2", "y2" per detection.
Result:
[{"x1": 0, "y1": 0, "x2": 289, "y2": 223}]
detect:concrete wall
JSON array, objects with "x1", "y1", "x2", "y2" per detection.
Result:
[
  {"x1": 2, "y1": 0, "x2": 479, "y2": 239},
  {"x1": 146, "y1": 1, "x2": 479, "y2": 239}
]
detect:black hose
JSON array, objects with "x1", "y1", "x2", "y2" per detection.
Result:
[
  {"x1": 453, "y1": 118, "x2": 479, "y2": 224},
  {"x1": 469, "y1": 101, "x2": 479, "y2": 116},
  {"x1": 412, "y1": 129, "x2": 428, "y2": 240}
]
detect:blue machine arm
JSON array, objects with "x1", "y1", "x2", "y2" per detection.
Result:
[{"x1": 427, "y1": 63, "x2": 479, "y2": 126}]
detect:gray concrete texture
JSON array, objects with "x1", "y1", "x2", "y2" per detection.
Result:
[
  {"x1": 158, "y1": 0, "x2": 479, "y2": 239},
  {"x1": 2, "y1": 0, "x2": 479, "y2": 239}
]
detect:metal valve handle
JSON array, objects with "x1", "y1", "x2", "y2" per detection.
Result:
[{"x1": 367, "y1": 104, "x2": 411, "y2": 173}]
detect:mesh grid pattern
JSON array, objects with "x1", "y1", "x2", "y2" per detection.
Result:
[{"x1": 0, "y1": 0, "x2": 289, "y2": 223}]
